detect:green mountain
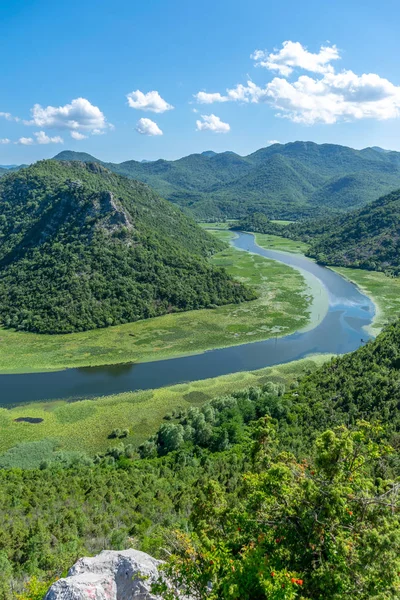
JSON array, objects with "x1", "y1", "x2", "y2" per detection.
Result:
[
  {"x1": 0, "y1": 161, "x2": 254, "y2": 334},
  {"x1": 306, "y1": 188, "x2": 400, "y2": 273},
  {"x1": 52, "y1": 141, "x2": 400, "y2": 220},
  {"x1": 0, "y1": 164, "x2": 25, "y2": 177}
]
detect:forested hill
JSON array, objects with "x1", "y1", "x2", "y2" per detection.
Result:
[
  {"x1": 0, "y1": 161, "x2": 255, "y2": 334},
  {"x1": 306, "y1": 189, "x2": 400, "y2": 273},
  {"x1": 53, "y1": 142, "x2": 400, "y2": 220},
  {"x1": 240, "y1": 188, "x2": 400, "y2": 275}
]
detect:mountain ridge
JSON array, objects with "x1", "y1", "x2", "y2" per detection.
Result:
[{"x1": 52, "y1": 142, "x2": 400, "y2": 220}]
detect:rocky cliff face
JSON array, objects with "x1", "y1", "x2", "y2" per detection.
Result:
[{"x1": 44, "y1": 549, "x2": 166, "y2": 600}]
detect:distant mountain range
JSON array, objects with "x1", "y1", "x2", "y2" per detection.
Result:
[
  {"x1": 0, "y1": 161, "x2": 254, "y2": 334},
  {"x1": 51, "y1": 142, "x2": 400, "y2": 220}
]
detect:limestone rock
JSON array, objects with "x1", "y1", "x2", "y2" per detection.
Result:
[{"x1": 44, "y1": 549, "x2": 164, "y2": 600}]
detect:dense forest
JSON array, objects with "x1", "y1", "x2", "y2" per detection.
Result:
[
  {"x1": 0, "y1": 161, "x2": 255, "y2": 334},
  {"x1": 52, "y1": 142, "x2": 400, "y2": 220},
  {"x1": 238, "y1": 188, "x2": 400, "y2": 275},
  {"x1": 306, "y1": 189, "x2": 400, "y2": 273},
  {"x1": 1, "y1": 319, "x2": 400, "y2": 598}
]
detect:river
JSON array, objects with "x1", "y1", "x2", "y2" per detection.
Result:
[{"x1": 0, "y1": 232, "x2": 375, "y2": 406}]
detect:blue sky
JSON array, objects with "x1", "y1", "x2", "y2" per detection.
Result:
[{"x1": 1, "y1": 0, "x2": 400, "y2": 163}]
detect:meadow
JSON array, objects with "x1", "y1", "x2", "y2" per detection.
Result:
[
  {"x1": 0, "y1": 231, "x2": 312, "y2": 373},
  {"x1": 254, "y1": 232, "x2": 310, "y2": 254},
  {"x1": 0, "y1": 354, "x2": 331, "y2": 463}
]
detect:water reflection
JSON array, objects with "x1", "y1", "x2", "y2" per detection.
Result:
[{"x1": 76, "y1": 363, "x2": 136, "y2": 377}]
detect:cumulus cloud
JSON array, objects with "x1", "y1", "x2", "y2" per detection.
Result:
[
  {"x1": 34, "y1": 131, "x2": 63, "y2": 144},
  {"x1": 0, "y1": 111, "x2": 20, "y2": 122},
  {"x1": 70, "y1": 131, "x2": 88, "y2": 140},
  {"x1": 196, "y1": 114, "x2": 230, "y2": 133},
  {"x1": 14, "y1": 132, "x2": 63, "y2": 145},
  {"x1": 18, "y1": 137, "x2": 34, "y2": 145},
  {"x1": 266, "y1": 140, "x2": 281, "y2": 145},
  {"x1": 194, "y1": 41, "x2": 400, "y2": 125},
  {"x1": 0, "y1": 138, "x2": 10, "y2": 144},
  {"x1": 257, "y1": 71, "x2": 400, "y2": 124},
  {"x1": 25, "y1": 98, "x2": 109, "y2": 132},
  {"x1": 194, "y1": 91, "x2": 229, "y2": 104},
  {"x1": 251, "y1": 41, "x2": 340, "y2": 76},
  {"x1": 127, "y1": 90, "x2": 174, "y2": 113},
  {"x1": 135, "y1": 118, "x2": 163, "y2": 136}
]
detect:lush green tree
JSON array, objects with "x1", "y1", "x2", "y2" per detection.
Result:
[{"x1": 155, "y1": 420, "x2": 400, "y2": 599}]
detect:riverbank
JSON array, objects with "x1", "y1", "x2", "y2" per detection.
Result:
[
  {"x1": 0, "y1": 354, "x2": 332, "y2": 462},
  {"x1": 331, "y1": 267, "x2": 400, "y2": 336},
  {"x1": 0, "y1": 231, "x2": 312, "y2": 374},
  {"x1": 253, "y1": 233, "x2": 400, "y2": 336}
]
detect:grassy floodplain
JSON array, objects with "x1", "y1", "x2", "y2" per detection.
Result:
[
  {"x1": 253, "y1": 231, "x2": 400, "y2": 336},
  {"x1": 199, "y1": 221, "x2": 238, "y2": 229},
  {"x1": 0, "y1": 230, "x2": 312, "y2": 374},
  {"x1": 0, "y1": 355, "x2": 331, "y2": 461},
  {"x1": 254, "y1": 232, "x2": 309, "y2": 254}
]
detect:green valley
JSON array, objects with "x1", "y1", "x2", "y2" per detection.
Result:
[
  {"x1": 0, "y1": 230, "x2": 313, "y2": 373},
  {"x1": 3, "y1": 4, "x2": 400, "y2": 599}
]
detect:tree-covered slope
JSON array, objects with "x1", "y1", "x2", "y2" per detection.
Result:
[
  {"x1": 308, "y1": 169, "x2": 400, "y2": 211},
  {"x1": 54, "y1": 142, "x2": 400, "y2": 220},
  {"x1": 306, "y1": 189, "x2": 400, "y2": 273},
  {"x1": 237, "y1": 187, "x2": 400, "y2": 275},
  {"x1": 0, "y1": 161, "x2": 255, "y2": 334}
]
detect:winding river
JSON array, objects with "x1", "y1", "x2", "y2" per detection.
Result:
[{"x1": 0, "y1": 232, "x2": 375, "y2": 407}]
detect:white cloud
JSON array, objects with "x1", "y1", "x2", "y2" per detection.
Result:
[
  {"x1": 266, "y1": 140, "x2": 281, "y2": 145},
  {"x1": 135, "y1": 118, "x2": 163, "y2": 136},
  {"x1": 0, "y1": 111, "x2": 20, "y2": 122},
  {"x1": 196, "y1": 114, "x2": 230, "y2": 133},
  {"x1": 26, "y1": 98, "x2": 109, "y2": 132},
  {"x1": 0, "y1": 138, "x2": 10, "y2": 144},
  {"x1": 14, "y1": 132, "x2": 63, "y2": 146},
  {"x1": 127, "y1": 90, "x2": 173, "y2": 113},
  {"x1": 251, "y1": 41, "x2": 340, "y2": 76},
  {"x1": 194, "y1": 41, "x2": 400, "y2": 125},
  {"x1": 34, "y1": 131, "x2": 64, "y2": 144},
  {"x1": 70, "y1": 131, "x2": 88, "y2": 140},
  {"x1": 262, "y1": 71, "x2": 400, "y2": 124},
  {"x1": 194, "y1": 91, "x2": 229, "y2": 104},
  {"x1": 18, "y1": 137, "x2": 34, "y2": 145}
]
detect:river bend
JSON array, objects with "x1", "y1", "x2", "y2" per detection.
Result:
[{"x1": 0, "y1": 232, "x2": 375, "y2": 406}]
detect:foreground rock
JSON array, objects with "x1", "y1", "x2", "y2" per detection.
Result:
[{"x1": 44, "y1": 549, "x2": 165, "y2": 600}]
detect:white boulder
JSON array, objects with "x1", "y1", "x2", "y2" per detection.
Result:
[{"x1": 44, "y1": 549, "x2": 164, "y2": 600}]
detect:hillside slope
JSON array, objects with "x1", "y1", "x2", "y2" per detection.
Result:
[
  {"x1": 307, "y1": 188, "x2": 400, "y2": 273},
  {"x1": 237, "y1": 187, "x2": 400, "y2": 275},
  {"x1": 53, "y1": 142, "x2": 400, "y2": 220},
  {"x1": 0, "y1": 161, "x2": 254, "y2": 333}
]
